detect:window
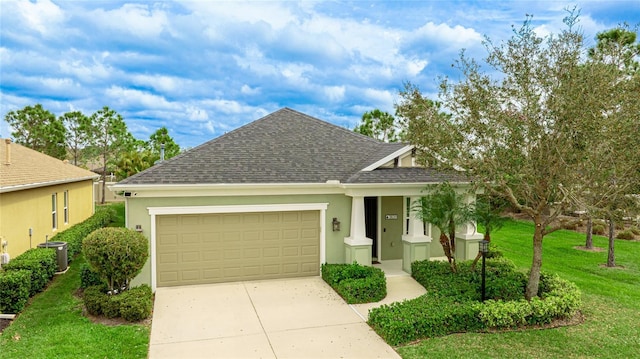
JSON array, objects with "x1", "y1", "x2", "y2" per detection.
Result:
[
  {"x1": 52, "y1": 193, "x2": 58, "y2": 230},
  {"x1": 63, "y1": 190, "x2": 69, "y2": 224}
]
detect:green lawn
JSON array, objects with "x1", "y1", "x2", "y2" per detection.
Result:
[{"x1": 397, "y1": 219, "x2": 640, "y2": 359}]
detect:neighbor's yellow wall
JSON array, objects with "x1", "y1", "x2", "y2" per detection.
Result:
[{"x1": 0, "y1": 180, "x2": 95, "y2": 259}]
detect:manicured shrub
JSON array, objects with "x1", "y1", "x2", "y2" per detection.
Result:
[
  {"x1": 80, "y1": 263, "x2": 104, "y2": 289},
  {"x1": 629, "y1": 226, "x2": 640, "y2": 235},
  {"x1": 0, "y1": 270, "x2": 31, "y2": 314},
  {"x1": 3, "y1": 249, "x2": 57, "y2": 296},
  {"x1": 83, "y1": 227, "x2": 148, "y2": 293},
  {"x1": 321, "y1": 263, "x2": 386, "y2": 304},
  {"x1": 50, "y1": 205, "x2": 117, "y2": 260},
  {"x1": 13, "y1": 248, "x2": 57, "y2": 278},
  {"x1": 83, "y1": 285, "x2": 109, "y2": 316},
  {"x1": 82, "y1": 284, "x2": 153, "y2": 322},
  {"x1": 615, "y1": 230, "x2": 635, "y2": 240},
  {"x1": 369, "y1": 259, "x2": 581, "y2": 346},
  {"x1": 486, "y1": 242, "x2": 504, "y2": 259},
  {"x1": 119, "y1": 285, "x2": 153, "y2": 322},
  {"x1": 592, "y1": 224, "x2": 606, "y2": 235}
]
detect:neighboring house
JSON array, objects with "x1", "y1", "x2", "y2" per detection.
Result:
[
  {"x1": 0, "y1": 139, "x2": 99, "y2": 261},
  {"x1": 112, "y1": 108, "x2": 483, "y2": 290}
]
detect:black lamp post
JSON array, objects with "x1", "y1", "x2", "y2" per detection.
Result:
[{"x1": 479, "y1": 240, "x2": 489, "y2": 302}]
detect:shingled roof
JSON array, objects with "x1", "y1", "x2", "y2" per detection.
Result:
[
  {"x1": 118, "y1": 108, "x2": 466, "y2": 185},
  {"x1": 0, "y1": 139, "x2": 98, "y2": 193}
]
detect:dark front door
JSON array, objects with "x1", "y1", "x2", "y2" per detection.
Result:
[{"x1": 364, "y1": 197, "x2": 378, "y2": 260}]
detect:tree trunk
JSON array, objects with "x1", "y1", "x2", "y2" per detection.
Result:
[
  {"x1": 439, "y1": 233, "x2": 456, "y2": 272},
  {"x1": 585, "y1": 217, "x2": 593, "y2": 249},
  {"x1": 101, "y1": 152, "x2": 107, "y2": 204},
  {"x1": 607, "y1": 218, "x2": 615, "y2": 267},
  {"x1": 525, "y1": 219, "x2": 544, "y2": 300}
]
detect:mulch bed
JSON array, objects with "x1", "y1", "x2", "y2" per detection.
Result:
[{"x1": 0, "y1": 318, "x2": 12, "y2": 334}]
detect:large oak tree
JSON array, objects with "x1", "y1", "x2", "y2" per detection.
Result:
[{"x1": 397, "y1": 14, "x2": 639, "y2": 299}]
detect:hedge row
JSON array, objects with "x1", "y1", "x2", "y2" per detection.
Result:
[
  {"x1": 48, "y1": 205, "x2": 117, "y2": 261},
  {"x1": 0, "y1": 205, "x2": 117, "y2": 314},
  {"x1": 83, "y1": 284, "x2": 153, "y2": 322},
  {"x1": 322, "y1": 263, "x2": 386, "y2": 304},
  {"x1": 368, "y1": 259, "x2": 581, "y2": 346}
]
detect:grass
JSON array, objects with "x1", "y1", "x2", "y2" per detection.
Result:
[
  {"x1": 397, "y1": 219, "x2": 640, "y2": 359},
  {"x1": 0, "y1": 202, "x2": 149, "y2": 359}
]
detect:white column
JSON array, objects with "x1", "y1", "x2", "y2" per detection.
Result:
[
  {"x1": 402, "y1": 196, "x2": 431, "y2": 243},
  {"x1": 344, "y1": 196, "x2": 372, "y2": 246}
]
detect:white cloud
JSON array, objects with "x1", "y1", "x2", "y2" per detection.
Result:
[
  {"x1": 323, "y1": 86, "x2": 346, "y2": 102},
  {"x1": 240, "y1": 84, "x2": 260, "y2": 95},
  {"x1": 187, "y1": 107, "x2": 209, "y2": 121},
  {"x1": 89, "y1": 3, "x2": 170, "y2": 38},
  {"x1": 14, "y1": 0, "x2": 65, "y2": 35},
  {"x1": 104, "y1": 86, "x2": 177, "y2": 110}
]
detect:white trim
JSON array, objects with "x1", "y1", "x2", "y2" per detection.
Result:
[
  {"x1": 360, "y1": 145, "x2": 414, "y2": 171},
  {"x1": 147, "y1": 203, "x2": 329, "y2": 292},
  {"x1": 375, "y1": 196, "x2": 382, "y2": 260},
  {"x1": 0, "y1": 175, "x2": 99, "y2": 193},
  {"x1": 148, "y1": 203, "x2": 328, "y2": 215}
]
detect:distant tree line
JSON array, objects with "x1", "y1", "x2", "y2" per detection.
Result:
[{"x1": 4, "y1": 105, "x2": 181, "y2": 203}]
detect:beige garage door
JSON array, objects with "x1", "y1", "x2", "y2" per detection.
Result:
[{"x1": 156, "y1": 210, "x2": 320, "y2": 287}]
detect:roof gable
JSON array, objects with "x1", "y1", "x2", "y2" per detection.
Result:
[
  {"x1": 119, "y1": 108, "x2": 407, "y2": 185},
  {"x1": 0, "y1": 139, "x2": 98, "y2": 192}
]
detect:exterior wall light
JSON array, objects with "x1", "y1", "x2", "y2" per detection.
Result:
[{"x1": 332, "y1": 218, "x2": 341, "y2": 232}]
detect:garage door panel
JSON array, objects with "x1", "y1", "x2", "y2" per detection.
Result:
[{"x1": 156, "y1": 210, "x2": 320, "y2": 287}]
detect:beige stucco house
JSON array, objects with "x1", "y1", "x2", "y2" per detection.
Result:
[
  {"x1": 112, "y1": 108, "x2": 483, "y2": 291},
  {"x1": 0, "y1": 139, "x2": 98, "y2": 260}
]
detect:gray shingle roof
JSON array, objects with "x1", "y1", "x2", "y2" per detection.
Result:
[
  {"x1": 344, "y1": 167, "x2": 469, "y2": 184},
  {"x1": 118, "y1": 108, "x2": 465, "y2": 185}
]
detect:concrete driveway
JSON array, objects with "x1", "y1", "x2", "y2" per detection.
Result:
[{"x1": 148, "y1": 277, "x2": 420, "y2": 359}]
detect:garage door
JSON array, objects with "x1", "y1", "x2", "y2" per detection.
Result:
[{"x1": 156, "y1": 210, "x2": 320, "y2": 287}]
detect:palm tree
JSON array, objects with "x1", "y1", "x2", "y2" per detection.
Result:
[
  {"x1": 413, "y1": 182, "x2": 475, "y2": 272},
  {"x1": 471, "y1": 196, "x2": 507, "y2": 270}
]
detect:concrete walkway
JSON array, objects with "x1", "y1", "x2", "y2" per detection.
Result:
[{"x1": 149, "y1": 276, "x2": 426, "y2": 358}]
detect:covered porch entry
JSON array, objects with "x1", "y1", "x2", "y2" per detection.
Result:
[{"x1": 344, "y1": 192, "x2": 483, "y2": 274}]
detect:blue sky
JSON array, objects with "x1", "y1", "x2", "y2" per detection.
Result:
[{"x1": 1, "y1": 1, "x2": 639, "y2": 148}]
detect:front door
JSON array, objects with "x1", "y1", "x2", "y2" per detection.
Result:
[{"x1": 364, "y1": 197, "x2": 378, "y2": 261}]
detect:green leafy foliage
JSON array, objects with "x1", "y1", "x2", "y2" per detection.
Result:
[
  {"x1": 82, "y1": 227, "x2": 148, "y2": 293},
  {"x1": 0, "y1": 270, "x2": 31, "y2": 314},
  {"x1": 80, "y1": 263, "x2": 104, "y2": 288},
  {"x1": 369, "y1": 258, "x2": 580, "y2": 346},
  {"x1": 3, "y1": 249, "x2": 57, "y2": 296},
  {"x1": 615, "y1": 230, "x2": 635, "y2": 240},
  {"x1": 82, "y1": 284, "x2": 152, "y2": 322},
  {"x1": 83, "y1": 285, "x2": 109, "y2": 316},
  {"x1": 49, "y1": 204, "x2": 117, "y2": 260},
  {"x1": 4, "y1": 104, "x2": 67, "y2": 159},
  {"x1": 321, "y1": 263, "x2": 386, "y2": 304},
  {"x1": 118, "y1": 285, "x2": 153, "y2": 322},
  {"x1": 354, "y1": 109, "x2": 403, "y2": 142},
  {"x1": 593, "y1": 224, "x2": 606, "y2": 235}
]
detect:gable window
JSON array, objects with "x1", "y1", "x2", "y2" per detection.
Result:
[
  {"x1": 63, "y1": 190, "x2": 69, "y2": 224},
  {"x1": 52, "y1": 193, "x2": 58, "y2": 230}
]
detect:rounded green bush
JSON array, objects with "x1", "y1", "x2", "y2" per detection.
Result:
[
  {"x1": 83, "y1": 285, "x2": 108, "y2": 316},
  {"x1": 592, "y1": 224, "x2": 606, "y2": 235},
  {"x1": 0, "y1": 270, "x2": 32, "y2": 314},
  {"x1": 119, "y1": 285, "x2": 153, "y2": 322},
  {"x1": 83, "y1": 227, "x2": 148, "y2": 293},
  {"x1": 615, "y1": 230, "x2": 635, "y2": 240}
]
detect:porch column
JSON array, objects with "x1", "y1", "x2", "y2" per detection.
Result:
[
  {"x1": 456, "y1": 193, "x2": 484, "y2": 260},
  {"x1": 402, "y1": 196, "x2": 432, "y2": 273},
  {"x1": 344, "y1": 196, "x2": 372, "y2": 265}
]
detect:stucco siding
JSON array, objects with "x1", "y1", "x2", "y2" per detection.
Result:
[
  {"x1": 381, "y1": 196, "x2": 403, "y2": 260},
  {"x1": 127, "y1": 194, "x2": 352, "y2": 287},
  {"x1": 0, "y1": 179, "x2": 95, "y2": 259}
]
